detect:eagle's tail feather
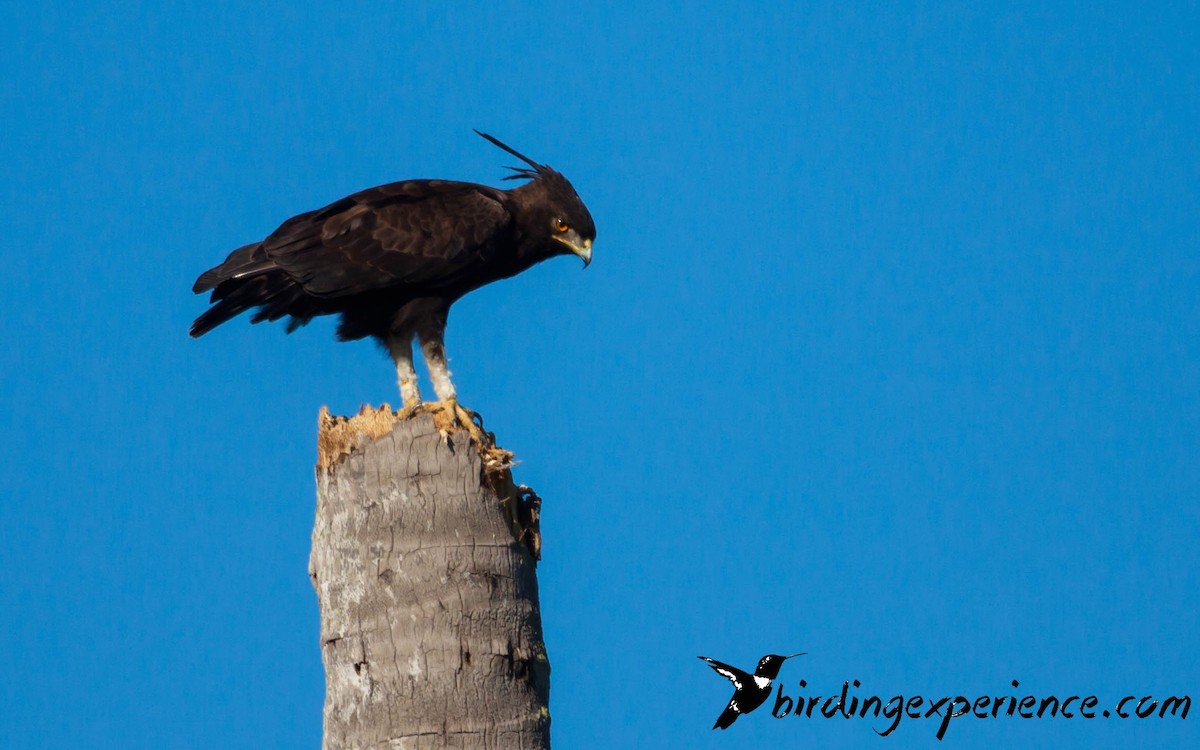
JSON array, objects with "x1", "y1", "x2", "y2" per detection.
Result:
[
  {"x1": 189, "y1": 270, "x2": 316, "y2": 338},
  {"x1": 192, "y1": 242, "x2": 274, "y2": 293}
]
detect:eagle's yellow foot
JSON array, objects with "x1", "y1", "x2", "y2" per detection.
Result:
[
  {"x1": 422, "y1": 398, "x2": 486, "y2": 445},
  {"x1": 395, "y1": 399, "x2": 423, "y2": 420}
]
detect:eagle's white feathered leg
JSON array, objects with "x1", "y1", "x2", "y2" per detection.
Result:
[
  {"x1": 388, "y1": 334, "x2": 422, "y2": 415},
  {"x1": 420, "y1": 335, "x2": 457, "y2": 403},
  {"x1": 417, "y1": 328, "x2": 484, "y2": 443}
]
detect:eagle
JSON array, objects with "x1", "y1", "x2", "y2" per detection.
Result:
[{"x1": 190, "y1": 132, "x2": 595, "y2": 436}]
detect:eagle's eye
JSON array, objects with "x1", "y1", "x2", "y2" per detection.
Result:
[{"x1": 553, "y1": 219, "x2": 570, "y2": 233}]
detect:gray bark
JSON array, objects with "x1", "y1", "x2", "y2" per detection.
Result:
[{"x1": 309, "y1": 409, "x2": 549, "y2": 749}]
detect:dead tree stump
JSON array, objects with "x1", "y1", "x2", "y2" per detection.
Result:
[{"x1": 309, "y1": 407, "x2": 549, "y2": 749}]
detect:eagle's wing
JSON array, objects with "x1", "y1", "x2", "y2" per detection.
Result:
[
  {"x1": 261, "y1": 180, "x2": 512, "y2": 298},
  {"x1": 697, "y1": 656, "x2": 750, "y2": 690}
]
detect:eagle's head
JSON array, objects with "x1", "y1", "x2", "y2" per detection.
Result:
[
  {"x1": 477, "y1": 131, "x2": 596, "y2": 267},
  {"x1": 521, "y1": 168, "x2": 595, "y2": 267}
]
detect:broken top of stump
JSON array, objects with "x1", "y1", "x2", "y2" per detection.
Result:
[
  {"x1": 317, "y1": 403, "x2": 514, "y2": 471},
  {"x1": 315, "y1": 404, "x2": 542, "y2": 560}
]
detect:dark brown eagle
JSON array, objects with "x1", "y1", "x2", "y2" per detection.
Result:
[{"x1": 191, "y1": 132, "x2": 595, "y2": 432}]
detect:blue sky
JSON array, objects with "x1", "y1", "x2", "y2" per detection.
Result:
[{"x1": 2, "y1": 2, "x2": 1197, "y2": 748}]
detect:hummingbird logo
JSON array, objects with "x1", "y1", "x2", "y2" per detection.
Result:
[{"x1": 698, "y1": 652, "x2": 805, "y2": 729}]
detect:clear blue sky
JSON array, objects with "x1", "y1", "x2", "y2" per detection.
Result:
[{"x1": 2, "y1": 2, "x2": 1197, "y2": 748}]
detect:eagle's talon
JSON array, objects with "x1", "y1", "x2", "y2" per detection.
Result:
[
  {"x1": 454, "y1": 403, "x2": 479, "y2": 426},
  {"x1": 396, "y1": 400, "x2": 423, "y2": 420},
  {"x1": 453, "y1": 403, "x2": 487, "y2": 444},
  {"x1": 421, "y1": 399, "x2": 487, "y2": 446}
]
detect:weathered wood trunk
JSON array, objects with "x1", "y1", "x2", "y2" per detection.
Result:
[{"x1": 309, "y1": 408, "x2": 549, "y2": 749}]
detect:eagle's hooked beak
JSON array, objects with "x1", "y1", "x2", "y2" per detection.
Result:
[{"x1": 553, "y1": 231, "x2": 593, "y2": 268}]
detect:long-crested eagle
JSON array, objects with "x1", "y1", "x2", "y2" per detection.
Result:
[{"x1": 190, "y1": 132, "x2": 595, "y2": 433}]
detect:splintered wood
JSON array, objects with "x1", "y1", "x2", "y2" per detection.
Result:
[
  {"x1": 317, "y1": 404, "x2": 515, "y2": 473},
  {"x1": 316, "y1": 404, "x2": 404, "y2": 471},
  {"x1": 315, "y1": 404, "x2": 540, "y2": 560}
]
